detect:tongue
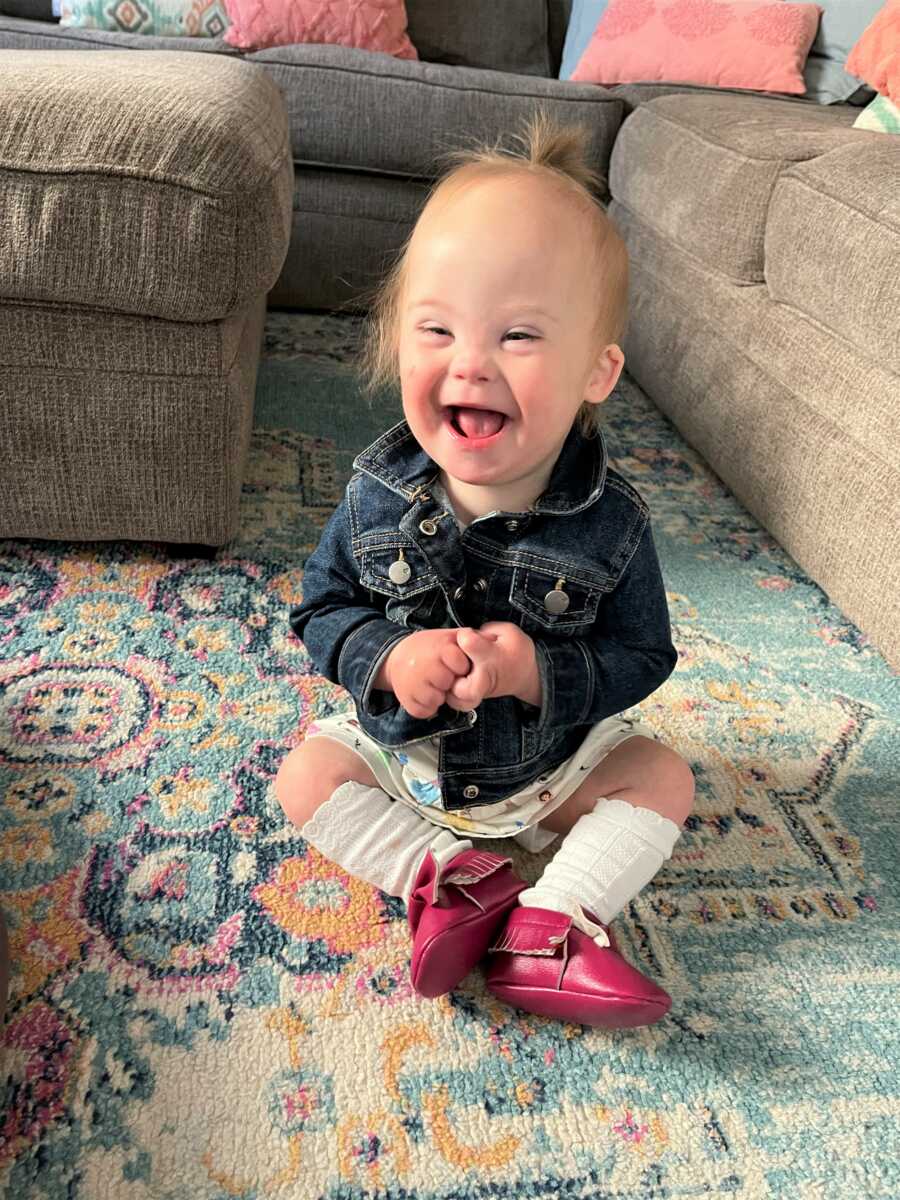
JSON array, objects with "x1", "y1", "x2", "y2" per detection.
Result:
[{"x1": 455, "y1": 407, "x2": 504, "y2": 438}]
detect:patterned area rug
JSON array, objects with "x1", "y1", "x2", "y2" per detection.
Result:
[{"x1": 1, "y1": 312, "x2": 897, "y2": 1200}]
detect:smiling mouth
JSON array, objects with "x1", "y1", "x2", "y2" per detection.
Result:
[{"x1": 448, "y1": 406, "x2": 507, "y2": 440}]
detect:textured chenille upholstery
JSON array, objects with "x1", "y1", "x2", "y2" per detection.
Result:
[
  {"x1": 0, "y1": 51, "x2": 292, "y2": 545},
  {"x1": 608, "y1": 94, "x2": 900, "y2": 667}
]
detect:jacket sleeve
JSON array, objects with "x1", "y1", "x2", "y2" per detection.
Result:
[
  {"x1": 289, "y1": 491, "x2": 473, "y2": 746},
  {"x1": 528, "y1": 519, "x2": 677, "y2": 734}
]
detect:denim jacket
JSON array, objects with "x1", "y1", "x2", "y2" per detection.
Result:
[{"x1": 290, "y1": 419, "x2": 677, "y2": 812}]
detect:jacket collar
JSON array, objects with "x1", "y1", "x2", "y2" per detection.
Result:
[{"x1": 353, "y1": 419, "x2": 608, "y2": 516}]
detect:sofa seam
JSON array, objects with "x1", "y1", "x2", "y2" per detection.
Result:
[
  {"x1": 0, "y1": 362, "x2": 230, "y2": 382},
  {"x1": 292, "y1": 206, "x2": 413, "y2": 226},
  {"x1": 631, "y1": 249, "x2": 900, "y2": 470},
  {"x1": 632, "y1": 215, "x2": 900, "y2": 384},
  {"x1": 773, "y1": 170, "x2": 900, "y2": 235},
  {"x1": 259, "y1": 52, "x2": 627, "y2": 108},
  {"x1": 0, "y1": 146, "x2": 288, "y2": 202},
  {"x1": 638, "y1": 104, "x2": 849, "y2": 165},
  {"x1": 610, "y1": 197, "x2": 762, "y2": 286}
]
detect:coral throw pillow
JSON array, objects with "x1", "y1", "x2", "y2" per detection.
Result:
[
  {"x1": 572, "y1": 0, "x2": 824, "y2": 94},
  {"x1": 223, "y1": 0, "x2": 418, "y2": 56},
  {"x1": 846, "y1": 0, "x2": 900, "y2": 105}
]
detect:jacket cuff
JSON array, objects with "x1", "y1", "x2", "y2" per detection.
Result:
[
  {"x1": 338, "y1": 618, "x2": 409, "y2": 718},
  {"x1": 340, "y1": 618, "x2": 475, "y2": 746},
  {"x1": 533, "y1": 638, "x2": 593, "y2": 733}
]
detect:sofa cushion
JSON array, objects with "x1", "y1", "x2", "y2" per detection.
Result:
[
  {"x1": 0, "y1": 0, "x2": 53, "y2": 16},
  {"x1": 765, "y1": 140, "x2": 900, "y2": 374},
  {"x1": 0, "y1": 296, "x2": 265, "y2": 544},
  {"x1": 249, "y1": 44, "x2": 624, "y2": 183},
  {"x1": 271, "y1": 169, "x2": 430, "y2": 310},
  {"x1": 405, "y1": 0, "x2": 552, "y2": 77},
  {"x1": 0, "y1": 50, "x2": 292, "y2": 322},
  {"x1": 609, "y1": 93, "x2": 858, "y2": 281}
]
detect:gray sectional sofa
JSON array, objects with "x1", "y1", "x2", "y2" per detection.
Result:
[{"x1": 0, "y1": 0, "x2": 897, "y2": 668}]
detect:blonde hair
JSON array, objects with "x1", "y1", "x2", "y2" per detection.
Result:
[{"x1": 359, "y1": 110, "x2": 629, "y2": 437}]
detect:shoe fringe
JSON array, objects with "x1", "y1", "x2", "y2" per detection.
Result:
[
  {"x1": 489, "y1": 924, "x2": 568, "y2": 956},
  {"x1": 444, "y1": 852, "x2": 510, "y2": 887}
]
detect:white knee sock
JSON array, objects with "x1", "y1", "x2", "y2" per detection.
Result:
[
  {"x1": 517, "y1": 797, "x2": 681, "y2": 945},
  {"x1": 300, "y1": 780, "x2": 472, "y2": 902}
]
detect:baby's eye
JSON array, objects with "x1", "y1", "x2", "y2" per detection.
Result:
[
  {"x1": 504, "y1": 330, "x2": 538, "y2": 342},
  {"x1": 422, "y1": 324, "x2": 450, "y2": 337}
]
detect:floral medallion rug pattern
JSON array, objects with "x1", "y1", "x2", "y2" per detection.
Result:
[{"x1": 1, "y1": 314, "x2": 897, "y2": 1200}]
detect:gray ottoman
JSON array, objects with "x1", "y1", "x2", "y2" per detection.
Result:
[{"x1": 0, "y1": 51, "x2": 293, "y2": 546}]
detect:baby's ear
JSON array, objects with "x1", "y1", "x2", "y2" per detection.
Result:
[{"x1": 584, "y1": 343, "x2": 625, "y2": 406}]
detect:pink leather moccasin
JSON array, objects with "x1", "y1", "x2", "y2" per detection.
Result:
[
  {"x1": 407, "y1": 848, "x2": 527, "y2": 999},
  {"x1": 485, "y1": 905, "x2": 671, "y2": 1028}
]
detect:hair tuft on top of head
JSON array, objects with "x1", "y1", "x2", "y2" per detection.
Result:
[{"x1": 438, "y1": 107, "x2": 607, "y2": 200}]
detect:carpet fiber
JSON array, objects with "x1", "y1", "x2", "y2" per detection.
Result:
[{"x1": 1, "y1": 313, "x2": 897, "y2": 1200}]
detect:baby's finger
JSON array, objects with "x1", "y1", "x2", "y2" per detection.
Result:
[
  {"x1": 409, "y1": 684, "x2": 444, "y2": 717},
  {"x1": 450, "y1": 666, "x2": 488, "y2": 707},
  {"x1": 439, "y1": 640, "x2": 471, "y2": 677},
  {"x1": 427, "y1": 664, "x2": 456, "y2": 693},
  {"x1": 457, "y1": 627, "x2": 492, "y2": 660}
]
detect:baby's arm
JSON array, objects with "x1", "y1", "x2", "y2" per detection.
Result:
[{"x1": 373, "y1": 628, "x2": 472, "y2": 719}]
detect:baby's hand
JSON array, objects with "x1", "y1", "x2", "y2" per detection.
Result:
[
  {"x1": 378, "y1": 628, "x2": 473, "y2": 719},
  {"x1": 448, "y1": 622, "x2": 541, "y2": 710}
]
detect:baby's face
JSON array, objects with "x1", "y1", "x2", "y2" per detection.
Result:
[{"x1": 397, "y1": 175, "x2": 621, "y2": 513}]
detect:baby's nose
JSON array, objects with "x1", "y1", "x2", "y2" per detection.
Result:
[{"x1": 451, "y1": 349, "x2": 496, "y2": 383}]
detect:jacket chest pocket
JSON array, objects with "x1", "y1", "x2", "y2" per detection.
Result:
[
  {"x1": 508, "y1": 565, "x2": 608, "y2": 634},
  {"x1": 359, "y1": 543, "x2": 445, "y2": 628}
]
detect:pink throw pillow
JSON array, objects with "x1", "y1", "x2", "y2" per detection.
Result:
[
  {"x1": 223, "y1": 0, "x2": 418, "y2": 57},
  {"x1": 572, "y1": 0, "x2": 824, "y2": 95}
]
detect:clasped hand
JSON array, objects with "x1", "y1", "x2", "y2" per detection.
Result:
[{"x1": 380, "y1": 623, "x2": 541, "y2": 719}]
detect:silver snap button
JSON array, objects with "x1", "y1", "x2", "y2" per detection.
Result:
[
  {"x1": 453, "y1": 585, "x2": 465, "y2": 601},
  {"x1": 467, "y1": 709, "x2": 477, "y2": 725},
  {"x1": 505, "y1": 520, "x2": 519, "y2": 531},
  {"x1": 419, "y1": 519, "x2": 437, "y2": 536},
  {"x1": 463, "y1": 784, "x2": 479, "y2": 799},
  {"x1": 544, "y1": 579, "x2": 570, "y2": 615},
  {"x1": 474, "y1": 578, "x2": 487, "y2": 593},
  {"x1": 388, "y1": 557, "x2": 411, "y2": 584},
  {"x1": 544, "y1": 589, "x2": 570, "y2": 615}
]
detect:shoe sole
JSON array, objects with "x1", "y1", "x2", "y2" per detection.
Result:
[{"x1": 487, "y1": 980, "x2": 671, "y2": 1028}]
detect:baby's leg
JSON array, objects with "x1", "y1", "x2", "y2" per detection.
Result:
[
  {"x1": 275, "y1": 736, "x2": 378, "y2": 830},
  {"x1": 522, "y1": 736, "x2": 693, "y2": 930},
  {"x1": 274, "y1": 735, "x2": 469, "y2": 900}
]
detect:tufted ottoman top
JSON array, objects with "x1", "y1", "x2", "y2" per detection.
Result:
[{"x1": 0, "y1": 51, "x2": 293, "y2": 322}]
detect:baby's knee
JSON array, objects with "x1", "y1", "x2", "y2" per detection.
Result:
[
  {"x1": 274, "y1": 740, "x2": 349, "y2": 829},
  {"x1": 656, "y1": 747, "x2": 695, "y2": 826}
]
